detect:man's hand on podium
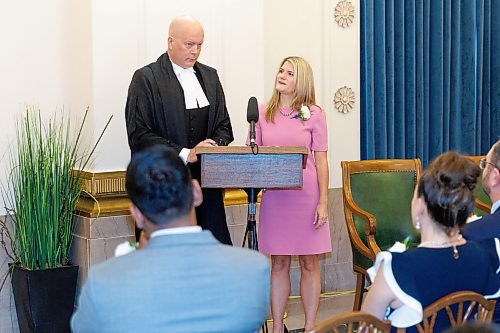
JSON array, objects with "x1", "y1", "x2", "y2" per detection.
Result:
[{"x1": 187, "y1": 139, "x2": 218, "y2": 163}]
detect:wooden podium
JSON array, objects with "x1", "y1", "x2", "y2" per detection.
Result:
[{"x1": 196, "y1": 146, "x2": 308, "y2": 250}]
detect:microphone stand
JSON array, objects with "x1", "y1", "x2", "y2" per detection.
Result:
[
  {"x1": 243, "y1": 136, "x2": 265, "y2": 331},
  {"x1": 249, "y1": 120, "x2": 259, "y2": 155},
  {"x1": 242, "y1": 187, "x2": 267, "y2": 333},
  {"x1": 242, "y1": 188, "x2": 260, "y2": 251},
  {"x1": 244, "y1": 120, "x2": 259, "y2": 249},
  {"x1": 245, "y1": 103, "x2": 268, "y2": 331}
]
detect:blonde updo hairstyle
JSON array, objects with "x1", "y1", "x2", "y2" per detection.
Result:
[{"x1": 416, "y1": 151, "x2": 480, "y2": 235}]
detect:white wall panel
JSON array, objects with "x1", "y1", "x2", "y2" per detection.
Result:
[
  {"x1": 91, "y1": 0, "x2": 143, "y2": 170},
  {"x1": 326, "y1": 0, "x2": 360, "y2": 187},
  {"x1": 0, "y1": 0, "x2": 359, "y2": 184}
]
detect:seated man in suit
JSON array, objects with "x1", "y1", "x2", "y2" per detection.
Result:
[
  {"x1": 71, "y1": 145, "x2": 270, "y2": 332},
  {"x1": 463, "y1": 140, "x2": 500, "y2": 240}
]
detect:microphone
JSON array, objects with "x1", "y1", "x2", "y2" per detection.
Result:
[{"x1": 247, "y1": 97, "x2": 259, "y2": 148}]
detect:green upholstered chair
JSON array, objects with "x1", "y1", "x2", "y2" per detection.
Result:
[
  {"x1": 467, "y1": 155, "x2": 492, "y2": 217},
  {"x1": 341, "y1": 159, "x2": 422, "y2": 311}
]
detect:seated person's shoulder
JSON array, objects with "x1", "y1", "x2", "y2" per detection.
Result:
[
  {"x1": 219, "y1": 245, "x2": 269, "y2": 267},
  {"x1": 463, "y1": 214, "x2": 500, "y2": 240},
  {"x1": 469, "y1": 238, "x2": 499, "y2": 264}
]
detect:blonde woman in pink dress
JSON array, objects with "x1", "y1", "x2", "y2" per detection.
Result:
[{"x1": 252, "y1": 56, "x2": 331, "y2": 332}]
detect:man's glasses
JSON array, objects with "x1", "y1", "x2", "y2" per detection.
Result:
[{"x1": 479, "y1": 157, "x2": 499, "y2": 171}]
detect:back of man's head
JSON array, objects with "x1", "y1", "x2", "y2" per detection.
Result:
[{"x1": 126, "y1": 145, "x2": 193, "y2": 225}]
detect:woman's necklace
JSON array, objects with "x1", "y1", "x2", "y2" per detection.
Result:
[
  {"x1": 279, "y1": 107, "x2": 294, "y2": 117},
  {"x1": 418, "y1": 234, "x2": 463, "y2": 260}
]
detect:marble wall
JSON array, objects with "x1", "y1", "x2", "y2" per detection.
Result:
[
  {"x1": 71, "y1": 215, "x2": 137, "y2": 289},
  {"x1": 0, "y1": 216, "x2": 19, "y2": 333}
]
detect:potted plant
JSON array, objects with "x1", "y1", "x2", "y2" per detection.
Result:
[{"x1": 0, "y1": 107, "x2": 112, "y2": 333}]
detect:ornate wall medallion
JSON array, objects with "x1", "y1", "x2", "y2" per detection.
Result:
[
  {"x1": 334, "y1": 0, "x2": 355, "y2": 28},
  {"x1": 334, "y1": 86, "x2": 355, "y2": 113}
]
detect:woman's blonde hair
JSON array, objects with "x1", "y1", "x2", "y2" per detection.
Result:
[{"x1": 265, "y1": 56, "x2": 316, "y2": 122}]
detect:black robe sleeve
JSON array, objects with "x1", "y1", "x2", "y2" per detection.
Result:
[
  {"x1": 125, "y1": 68, "x2": 183, "y2": 154},
  {"x1": 209, "y1": 72, "x2": 233, "y2": 146}
]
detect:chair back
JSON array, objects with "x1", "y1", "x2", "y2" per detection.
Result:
[
  {"x1": 341, "y1": 159, "x2": 422, "y2": 266},
  {"x1": 396, "y1": 291, "x2": 497, "y2": 333},
  {"x1": 467, "y1": 155, "x2": 492, "y2": 216},
  {"x1": 309, "y1": 310, "x2": 391, "y2": 333}
]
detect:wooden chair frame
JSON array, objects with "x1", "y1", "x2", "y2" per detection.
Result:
[
  {"x1": 341, "y1": 159, "x2": 422, "y2": 310},
  {"x1": 395, "y1": 291, "x2": 496, "y2": 333},
  {"x1": 310, "y1": 310, "x2": 391, "y2": 333}
]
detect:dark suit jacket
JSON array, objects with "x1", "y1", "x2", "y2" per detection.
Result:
[
  {"x1": 462, "y1": 207, "x2": 500, "y2": 241},
  {"x1": 71, "y1": 231, "x2": 270, "y2": 332}
]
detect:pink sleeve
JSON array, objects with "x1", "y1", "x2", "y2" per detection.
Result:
[{"x1": 311, "y1": 106, "x2": 328, "y2": 151}]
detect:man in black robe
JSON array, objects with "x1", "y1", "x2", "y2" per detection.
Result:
[{"x1": 125, "y1": 15, "x2": 233, "y2": 245}]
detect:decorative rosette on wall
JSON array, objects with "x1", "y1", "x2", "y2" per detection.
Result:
[
  {"x1": 334, "y1": 86, "x2": 355, "y2": 114},
  {"x1": 334, "y1": 0, "x2": 355, "y2": 28}
]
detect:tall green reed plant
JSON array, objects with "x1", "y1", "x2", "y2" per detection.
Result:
[{"x1": 0, "y1": 107, "x2": 112, "y2": 270}]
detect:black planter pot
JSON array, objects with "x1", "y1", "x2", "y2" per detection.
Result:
[{"x1": 10, "y1": 265, "x2": 79, "y2": 333}]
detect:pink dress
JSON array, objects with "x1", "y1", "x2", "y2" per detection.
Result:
[{"x1": 255, "y1": 105, "x2": 332, "y2": 255}]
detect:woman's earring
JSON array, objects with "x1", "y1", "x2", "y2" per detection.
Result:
[{"x1": 415, "y1": 217, "x2": 421, "y2": 230}]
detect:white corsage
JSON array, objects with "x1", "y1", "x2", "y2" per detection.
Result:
[
  {"x1": 114, "y1": 240, "x2": 139, "y2": 257},
  {"x1": 299, "y1": 105, "x2": 311, "y2": 120},
  {"x1": 388, "y1": 241, "x2": 407, "y2": 253},
  {"x1": 466, "y1": 214, "x2": 481, "y2": 223},
  {"x1": 292, "y1": 105, "x2": 311, "y2": 124},
  {"x1": 388, "y1": 236, "x2": 412, "y2": 253}
]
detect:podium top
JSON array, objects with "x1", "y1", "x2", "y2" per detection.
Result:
[
  {"x1": 196, "y1": 146, "x2": 308, "y2": 168},
  {"x1": 196, "y1": 146, "x2": 309, "y2": 189}
]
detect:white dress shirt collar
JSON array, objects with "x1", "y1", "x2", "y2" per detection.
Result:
[
  {"x1": 171, "y1": 62, "x2": 210, "y2": 109},
  {"x1": 492, "y1": 200, "x2": 500, "y2": 214},
  {"x1": 150, "y1": 225, "x2": 202, "y2": 238}
]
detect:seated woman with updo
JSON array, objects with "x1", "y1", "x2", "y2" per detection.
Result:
[{"x1": 361, "y1": 151, "x2": 500, "y2": 332}]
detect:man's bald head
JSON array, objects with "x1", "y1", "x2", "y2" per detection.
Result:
[
  {"x1": 169, "y1": 15, "x2": 203, "y2": 38},
  {"x1": 167, "y1": 16, "x2": 204, "y2": 68}
]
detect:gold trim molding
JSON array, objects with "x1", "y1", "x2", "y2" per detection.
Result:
[
  {"x1": 75, "y1": 171, "x2": 256, "y2": 218},
  {"x1": 76, "y1": 171, "x2": 129, "y2": 218},
  {"x1": 223, "y1": 189, "x2": 262, "y2": 206},
  {"x1": 79, "y1": 170, "x2": 127, "y2": 197}
]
